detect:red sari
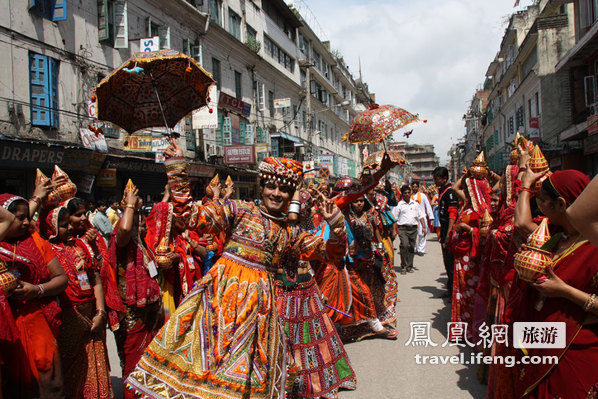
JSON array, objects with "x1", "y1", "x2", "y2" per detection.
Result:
[
  {"x1": 108, "y1": 219, "x2": 162, "y2": 398},
  {"x1": 516, "y1": 241, "x2": 598, "y2": 398},
  {"x1": 0, "y1": 194, "x2": 64, "y2": 398},
  {"x1": 448, "y1": 206, "x2": 481, "y2": 338}
]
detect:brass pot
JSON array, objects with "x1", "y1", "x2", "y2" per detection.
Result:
[
  {"x1": 514, "y1": 245, "x2": 552, "y2": 283},
  {"x1": 469, "y1": 164, "x2": 488, "y2": 180}
]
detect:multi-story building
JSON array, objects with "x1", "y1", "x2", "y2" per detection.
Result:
[
  {"x1": 404, "y1": 143, "x2": 439, "y2": 183},
  {"x1": 479, "y1": 1, "x2": 576, "y2": 172},
  {"x1": 554, "y1": 0, "x2": 598, "y2": 175},
  {"x1": 0, "y1": 0, "x2": 370, "y2": 199},
  {"x1": 463, "y1": 90, "x2": 490, "y2": 167}
]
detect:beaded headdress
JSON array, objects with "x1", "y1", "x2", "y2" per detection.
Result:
[{"x1": 258, "y1": 157, "x2": 303, "y2": 189}]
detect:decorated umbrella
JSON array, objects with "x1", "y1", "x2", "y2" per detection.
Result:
[
  {"x1": 364, "y1": 150, "x2": 406, "y2": 168},
  {"x1": 342, "y1": 104, "x2": 424, "y2": 145},
  {"x1": 92, "y1": 49, "x2": 215, "y2": 136}
]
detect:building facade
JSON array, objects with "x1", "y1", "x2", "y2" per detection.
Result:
[
  {"x1": 476, "y1": 1, "x2": 578, "y2": 172},
  {"x1": 0, "y1": 0, "x2": 369, "y2": 199},
  {"x1": 404, "y1": 143, "x2": 439, "y2": 183}
]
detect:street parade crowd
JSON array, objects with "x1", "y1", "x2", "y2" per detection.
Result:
[{"x1": 1, "y1": 133, "x2": 598, "y2": 399}]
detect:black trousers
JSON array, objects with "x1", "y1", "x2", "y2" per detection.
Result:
[
  {"x1": 440, "y1": 224, "x2": 454, "y2": 288},
  {"x1": 398, "y1": 225, "x2": 418, "y2": 269}
]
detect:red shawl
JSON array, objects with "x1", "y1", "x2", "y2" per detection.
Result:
[
  {"x1": 108, "y1": 219, "x2": 161, "y2": 311},
  {"x1": 448, "y1": 207, "x2": 481, "y2": 259}
]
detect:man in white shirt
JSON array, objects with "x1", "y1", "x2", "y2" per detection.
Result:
[
  {"x1": 392, "y1": 185, "x2": 425, "y2": 274},
  {"x1": 411, "y1": 181, "x2": 435, "y2": 256}
]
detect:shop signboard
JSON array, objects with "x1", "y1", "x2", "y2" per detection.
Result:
[
  {"x1": 274, "y1": 98, "x2": 291, "y2": 108},
  {"x1": 124, "y1": 133, "x2": 153, "y2": 152},
  {"x1": 80, "y1": 127, "x2": 108, "y2": 152},
  {"x1": 224, "y1": 145, "x2": 255, "y2": 164},
  {"x1": 219, "y1": 91, "x2": 251, "y2": 117},
  {"x1": 96, "y1": 168, "x2": 116, "y2": 187},
  {"x1": 140, "y1": 37, "x2": 160, "y2": 52},
  {"x1": 529, "y1": 117, "x2": 539, "y2": 129},
  {"x1": 78, "y1": 174, "x2": 95, "y2": 194},
  {"x1": 192, "y1": 86, "x2": 219, "y2": 129}
]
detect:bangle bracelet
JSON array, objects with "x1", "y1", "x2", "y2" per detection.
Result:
[
  {"x1": 288, "y1": 203, "x2": 301, "y2": 214},
  {"x1": 584, "y1": 294, "x2": 596, "y2": 312},
  {"x1": 520, "y1": 187, "x2": 532, "y2": 193},
  {"x1": 96, "y1": 309, "x2": 107, "y2": 318},
  {"x1": 30, "y1": 196, "x2": 41, "y2": 205},
  {"x1": 37, "y1": 284, "x2": 45, "y2": 297}
]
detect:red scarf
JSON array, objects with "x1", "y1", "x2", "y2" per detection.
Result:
[{"x1": 109, "y1": 219, "x2": 161, "y2": 310}]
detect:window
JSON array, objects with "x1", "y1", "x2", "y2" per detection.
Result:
[
  {"x1": 508, "y1": 116, "x2": 515, "y2": 137},
  {"x1": 186, "y1": 130, "x2": 196, "y2": 151},
  {"x1": 222, "y1": 116, "x2": 232, "y2": 145},
  {"x1": 212, "y1": 58, "x2": 221, "y2": 90},
  {"x1": 234, "y1": 71, "x2": 242, "y2": 100},
  {"x1": 98, "y1": 1, "x2": 128, "y2": 48},
  {"x1": 312, "y1": 51, "x2": 321, "y2": 71},
  {"x1": 268, "y1": 90, "x2": 274, "y2": 117},
  {"x1": 183, "y1": 38, "x2": 202, "y2": 65},
  {"x1": 209, "y1": 0, "x2": 222, "y2": 26},
  {"x1": 298, "y1": 33, "x2": 309, "y2": 57},
  {"x1": 255, "y1": 81, "x2": 265, "y2": 111},
  {"x1": 263, "y1": 36, "x2": 295, "y2": 73},
  {"x1": 580, "y1": 0, "x2": 598, "y2": 28},
  {"x1": 247, "y1": 24, "x2": 257, "y2": 41},
  {"x1": 300, "y1": 69, "x2": 306, "y2": 88},
  {"x1": 29, "y1": 0, "x2": 67, "y2": 21},
  {"x1": 229, "y1": 9, "x2": 242, "y2": 40},
  {"x1": 147, "y1": 17, "x2": 170, "y2": 49},
  {"x1": 29, "y1": 52, "x2": 59, "y2": 128}
]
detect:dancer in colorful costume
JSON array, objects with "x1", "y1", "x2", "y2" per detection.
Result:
[
  {"x1": 126, "y1": 141, "x2": 347, "y2": 399},
  {"x1": 276, "y1": 187, "x2": 357, "y2": 399}
]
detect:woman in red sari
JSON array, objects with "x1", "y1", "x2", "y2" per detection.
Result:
[
  {"x1": 67, "y1": 198, "x2": 122, "y2": 331},
  {"x1": 0, "y1": 194, "x2": 68, "y2": 398},
  {"x1": 510, "y1": 170, "x2": 598, "y2": 399},
  {"x1": 39, "y1": 202, "x2": 113, "y2": 398},
  {"x1": 108, "y1": 182, "x2": 163, "y2": 398},
  {"x1": 449, "y1": 172, "x2": 492, "y2": 338}
]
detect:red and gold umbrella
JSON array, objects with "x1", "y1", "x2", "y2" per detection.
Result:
[
  {"x1": 342, "y1": 104, "x2": 424, "y2": 144},
  {"x1": 364, "y1": 150, "x2": 406, "y2": 168},
  {"x1": 93, "y1": 49, "x2": 215, "y2": 136}
]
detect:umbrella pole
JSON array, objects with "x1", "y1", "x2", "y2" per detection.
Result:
[
  {"x1": 382, "y1": 139, "x2": 388, "y2": 153},
  {"x1": 150, "y1": 72, "x2": 171, "y2": 137}
]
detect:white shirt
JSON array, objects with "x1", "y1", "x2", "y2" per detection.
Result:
[
  {"x1": 411, "y1": 191, "x2": 435, "y2": 221},
  {"x1": 392, "y1": 199, "x2": 425, "y2": 226}
]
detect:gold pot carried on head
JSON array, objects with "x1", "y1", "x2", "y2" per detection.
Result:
[{"x1": 470, "y1": 151, "x2": 489, "y2": 180}]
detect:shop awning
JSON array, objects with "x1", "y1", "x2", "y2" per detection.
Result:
[
  {"x1": 558, "y1": 120, "x2": 588, "y2": 142},
  {"x1": 271, "y1": 132, "x2": 302, "y2": 144}
]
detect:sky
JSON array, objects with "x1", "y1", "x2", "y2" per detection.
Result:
[{"x1": 302, "y1": 0, "x2": 535, "y2": 163}]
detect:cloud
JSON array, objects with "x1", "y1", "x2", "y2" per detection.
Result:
[{"x1": 303, "y1": 0, "x2": 530, "y2": 162}]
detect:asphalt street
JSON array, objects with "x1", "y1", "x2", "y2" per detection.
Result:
[{"x1": 106, "y1": 234, "x2": 487, "y2": 398}]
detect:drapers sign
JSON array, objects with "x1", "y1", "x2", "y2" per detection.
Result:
[
  {"x1": 219, "y1": 92, "x2": 251, "y2": 117},
  {"x1": 224, "y1": 145, "x2": 255, "y2": 164}
]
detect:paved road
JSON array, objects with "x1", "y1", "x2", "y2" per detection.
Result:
[
  {"x1": 106, "y1": 235, "x2": 486, "y2": 398},
  {"x1": 340, "y1": 235, "x2": 486, "y2": 398}
]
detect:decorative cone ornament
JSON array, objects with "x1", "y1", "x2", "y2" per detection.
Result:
[
  {"x1": 0, "y1": 258, "x2": 17, "y2": 294},
  {"x1": 155, "y1": 237, "x2": 173, "y2": 269},
  {"x1": 470, "y1": 151, "x2": 489, "y2": 180},
  {"x1": 510, "y1": 133, "x2": 522, "y2": 165},
  {"x1": 206, "y1": 174, "x2": 219, "y2": 198},
  {"x1": 121, "y1": 179, "x2": 141, "y2": 210},
  {"x1": 225, "y1": 175, "x2": 233, "y2": 187},
  {"x1": 514, "y1": 218, "x2": 552, "y2": 283},
  {"x1": 36, "y1": 168, "x2": 50, "y2": 187},
  {"x1": 529, "y1": 146, "x2": 552, "y2": 194},
  {"x1": 480, "y1": 209, "x2": 493, "y2": 238},
  {"x1": 46, "y1": 166, "x2": 77, "y2": 207}
]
